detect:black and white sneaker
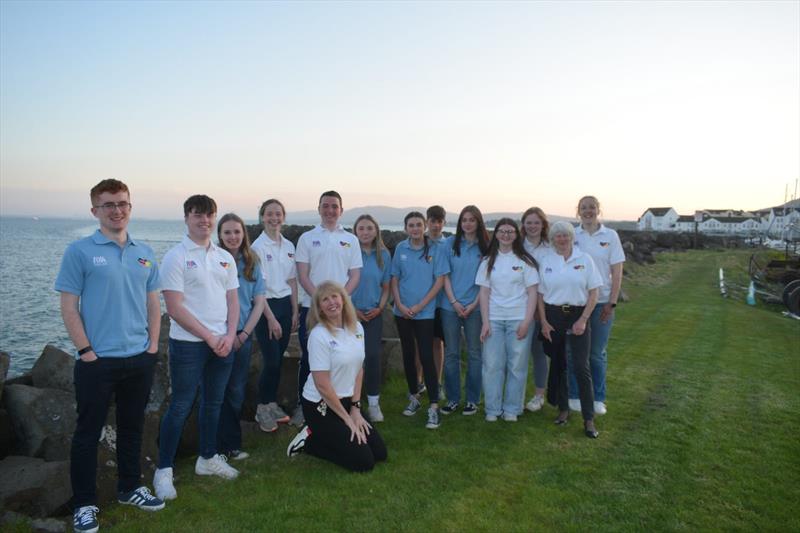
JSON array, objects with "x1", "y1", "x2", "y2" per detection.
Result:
[
  {"x1": 73, "y1": 505, "x2": 99, "y2": 533},
  {"x1": 441, "y1": 401, "x2": 459, "y2": 415},
  {"x1": 287, "y1": 425, "x2": 311, "y2": 457},
  {"x1": 402, "y1": 396, "x2": 421, "y2": 416},
  {"x1": 462, "y1": 402, "x2": 478, "y2": 416},
  {"x1": 425, "y1": 406, "x2": 441, "y2": 429},
  {"x1": 118, "y1": 486, "x2": 165, "y2": 511}
]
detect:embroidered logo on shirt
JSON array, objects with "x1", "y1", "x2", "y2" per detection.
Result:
[
  {"x1": 312, "y1": 240, "x2": 321, "y2": 247},
  {"x1": 220, "y1": 262, "x2": 230, "y2": 269},
  {"x1": 329, "y1": 340, "x2": 338, "y2": 348},
  {"x1": 426, "y1": 255, "x2": 433, "y2": 263},
  {"x1": 356, "y1": 333, "x2": 363, "y2": 339},
  {"x1": 137, "y1": 258, "x2": 152, "y2": 267},
  {"x1": 186, "y1": 260, "x2": 198, "y2": 269},
  {"x1": 573, "y1": 264, "x2": 586, "y2": 270},
  {"x1": 339, "y1": 241, "x2": 351, "y2": 248},
  {"x1": 512, "y1": 265, "x2": 523, "y2": 272},
  {"x1": 600, "y1": 242, "x2": 610, "y2": 248},
  {"x1": 266, "y1": 254, "x2": 273, "y2": 262},
  {"x1": 400, "y1": 254, "x2": 408, "y2": 261},
  {"x1": 288, "y1": 252, "x2": 294, "y2": 258},
  {"x1": 545, "y1": 267, "x2": 553, "y2": 273},
  {"x1": 92, "y1": 256, "x2": 107, "y2": 266}
]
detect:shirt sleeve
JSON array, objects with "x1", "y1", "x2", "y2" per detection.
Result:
[
  {"x1": 286, "y1": 241, "x2": 297, "y2": 280},
  {"x1": 391, "y1": 246, "x2": 402, "y2": 278},
  {"x1": 475, "y1": 259, "x2": 490, "y2": 288},
  {"x1": 295, "y1": 233, "x2": 310, "y2": 264},
  {"x1": 159, "y1": 248, "x2": 185, "y2": 293},
  {"x1": 523, "y1": 262, "x2": 540, "y2": 287},
  {"x1": 226, "y1": 255, "x2": 240, "y2": 291},
  {"x1": 609, "y1": 230, "x2": 626, "y2": 265},
  {"x1": 253, "y1": 263, "x2": 267, "y2": 295},
  {"x1": 381, "y1": 250, "x2": 392, "y2": 284},
  {"x1": 433, "y1": 242, "x2": 450, "y2": 277},
  {"x1": 307, "y1": 327, "x2": 332, "y2": 372},
  {"x1": 54, "y1": 242, "x2": 84, "y2": 295},
  {"x1": 585, "y1": 255, "x2": 604, "y2": 291},
  {"x1": 146, "y1": 253, "x2": 160, "y2": 292},
  {"x1": 349, "y1": 234, "x2": 363, "y2": 269}
]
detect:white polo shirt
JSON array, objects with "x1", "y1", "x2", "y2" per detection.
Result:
[
  {"x1": 574, "y1": 224, "x2": 625, "y2": 303},
  {"x1": 523, "y1": 239, "x2": 554, "y2": 266},
  {"x1": 537, "y1": 248, "x2": 603, "y2": 306},
  {"x1": 475, "y1": 251, "x2": 540, "y2": 321},
  {"x1": 251, "y1": 231, "x2": 296, "y2": 299},
  {"x1": 302, "y1": 323, "x2": 365, "y2": 403},
  {"x1": 160, "y1": 236, "x2": 239, "y2": 341},
  {"x1": 295, "y1": 224, "x2": 362, "y2": 307}
]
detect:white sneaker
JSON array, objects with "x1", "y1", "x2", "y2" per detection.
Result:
[
  {"x1": 367, "y1": 404, "x2": 384, "y2": 422},
  {"x1": 502, "y1": 413, "x2": 518, "y2": 422},
  {"x1": 525, "y1": 395, "x2": 545, "y2": 412},
  {"x1": 287, "y1": 425, "x2": 311, "y2": 457},
  {"x1": 594, "y1": 401, "x2": 607, "y2": 415},
  {"x1": 568, "y1": 399, "x2": 581, "y2": 412},
  {"x1": 153, "y1": 467, "x2": 177, "y2": 501},
  {"x1": 485, "y1": 414, "x2": 498, "y2": 422},
  {"x1": 195, "y1": 454, "x2": 239, "y2": 480}
]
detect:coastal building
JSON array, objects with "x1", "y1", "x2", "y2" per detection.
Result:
[
  {"x1": 637, "y1": 203, "x2": 799, "y2": 238},
  {"x1": 637, "y1": 208, "x2": 678, "y2": 231}
]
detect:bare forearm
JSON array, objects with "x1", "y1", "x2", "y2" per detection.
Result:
[
  {"x1": 344, "y1": 268, "x2": 361, "y2": 295},
  {"x1": 60, "y1": 294, "x2": 90, "y2": 350},
  {"x1": 609, "y1": 263, "x2": 623, "y2": 303},
  {"x1": 297, "y1": 264, "x2": 315, "y2": 296},
  {"x1": 243, "y1": 297, "x2": 265, "y2": 335},
  {"x1": 225, "y1": 290, "x2": 239, "y2": 337}
]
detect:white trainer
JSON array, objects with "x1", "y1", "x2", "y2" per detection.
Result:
[
  {"x1": 568, "y1": 399, "x2": 582, "y2": 412},
  {"x1": 195, "y1": 454, "x2": 239, "y2": 479},
  {"x1": 502, "y1": 412, "x2": 518, "y2": 422},
  {"x1": 485, "y1": 414, "x2": 498, "y2": 422},
  {"x1": 594, "y1": 401, "x2": 607, "y2": 415},
  {"x1": 153, "y1": 467, "x2": 177, "y2": 501},
  {"x1": 525, "y1": 395, "x2": 545, "y2": 412},
  {"x1": 287, "y1": 425, "x2": 311, "y2": 457},
  {"x1": 367, "y1": 404, "x2": 384, "y2": 422}
]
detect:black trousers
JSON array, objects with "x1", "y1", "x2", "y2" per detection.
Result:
[
  {"x1": 360, "y1": 314, "x2": 383, "y2": 397},
  {"x1": 395, "y1": 316, "x2": 439, "y2": 403},
  {"x1": 71, "y1": 352, "x2": 156, "y2": 509},
  {"x1": 300, "y1": 397, "x2": 387, "y2": 472},
  {"x1": 543, "y1": 305, "x2": 595, "y2": 421}
]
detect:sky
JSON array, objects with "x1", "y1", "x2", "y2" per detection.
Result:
[{"x1": 1, "y1": 0, "x2": 798, "y2": 221}]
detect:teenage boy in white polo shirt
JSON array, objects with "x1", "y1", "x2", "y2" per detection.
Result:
[
  {"x1": 56, "y1": 179, "x2": 164, "y2": 533},
  {"x1": 293, "y1": 190, "x2": 362, "y2": 425},
  {"x1": 153, "y1": 195, "x2": 240, "y2": 501}
]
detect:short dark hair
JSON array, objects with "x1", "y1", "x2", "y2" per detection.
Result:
[
  {"x1": 184, "y1": 195, "x2": 217, "y2": 216},
  {"x1": 90, "y1": 179, "x2": 129, "y2": 203},
  {"x1": 426, "y1": 205, "x2": 446, "y2": 221},
  {"x1": 318, "y1": 190, "x2": 343, "y2": 207}
]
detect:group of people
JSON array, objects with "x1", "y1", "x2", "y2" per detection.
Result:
[{"x1": 56, "y1": 179, "x2": 624, "y2": 533}]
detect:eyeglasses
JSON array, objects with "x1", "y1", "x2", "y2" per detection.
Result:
[
  {"x1": 496, "y1": 229, "x2": 516, "y2": 236},
  {"x1": 94, "y1": 202, "x2": 132, "y2": 212}
]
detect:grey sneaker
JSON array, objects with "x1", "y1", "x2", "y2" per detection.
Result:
[
  {"x1": 255, "y1": 404, "x2": 278, "y2": 433},
  {"x1": 289, "y1": 405, "x2": 305, "y2": 427},
  {"x1": 402, "y1": 396, "x2": 421, "y2": 416},
  {"x1": 425, "y1": 406, "x2": 440, "y2": 429},
  {"x1": 367, "y1": 404, "x2": 384, "y2": 422},
  {"x1": 268, "y1": 402, "x2": 290, "y2": 423},
  {"x1": 441, "y1": 401, "x2": 459, "y2": 415},
  {"x1": 502, "y1": 412, "x2": 518, "y2": 422}
]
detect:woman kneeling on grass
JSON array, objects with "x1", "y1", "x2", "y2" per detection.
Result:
[
  {"x1": 286, "y1": 281, "x2": 387, "y2": 472},
  {"x1": 538, "y1": 221, "x2": 602, "y2": 438}
]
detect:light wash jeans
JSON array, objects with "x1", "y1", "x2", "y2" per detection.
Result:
[
  {"x1": 482, "y1": 319, "x2": 532, "y2": 416},
  {"x1": 568, "y1": 304, "x2": 614, "y2": 402},
  {"x1": 441, "y1": 309, "x2": 482, "y2": 405}
]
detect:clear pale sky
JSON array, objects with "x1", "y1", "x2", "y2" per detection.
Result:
[{"x1": 1, "y1": 0, "x2": 798, "y2": 220}]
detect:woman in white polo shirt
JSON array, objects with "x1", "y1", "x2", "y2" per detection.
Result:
[
  {"x1": 538, "y1": 221, "x2": 602, "y2": 438},
  {"x1": 285, "y1": 281, "x2": 387, "y2": 472},
  {"x1": 567, "y1": 195, "x2": 625, "y2": 416},
  {"x1": 251, "y1": 199, "x2": 297, "y2": 432},
  {"x1": 476, "y1": 218, "x2": 539, "y2": 422}
]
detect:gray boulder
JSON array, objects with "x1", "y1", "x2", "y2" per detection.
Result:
[
  {"x1": 0, "y1": 456, "x2": 70, "y2": 517},
  {"x1": 3, "y1": 385, "x2": 76, "y2": 458},
  {"x1": 31, "y1": 345, "x2": 74, "y2": 393},
  {"x1": 0, "y1": 408, "x2": 14, "y2": 459}
]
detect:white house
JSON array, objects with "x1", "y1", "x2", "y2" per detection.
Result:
[{"x1": 637, "y1": 208, "x2": 679, "y2": 231}]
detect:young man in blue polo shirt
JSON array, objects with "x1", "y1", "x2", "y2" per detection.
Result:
[{"x1": 56, "y1": 179, "x2": 164, "y2": 533}]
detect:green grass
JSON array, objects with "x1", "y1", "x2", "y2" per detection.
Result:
[{"x1": 92, "y1": 250, "x2": 799, "y2": 532}]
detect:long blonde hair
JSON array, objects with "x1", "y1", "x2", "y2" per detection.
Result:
[
  {"x1": 307, "y1": 281, "x2": 358, "y2": 334},
  {"x1": 354, "y1": 214, "x2": 388, "y2": 269}
]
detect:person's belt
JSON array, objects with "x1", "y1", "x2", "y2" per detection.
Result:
[{"x1": 545, "y1": 303, "x2": 585, "y2": 314}]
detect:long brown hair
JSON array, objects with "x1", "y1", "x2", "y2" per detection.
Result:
[
  {"x1": 307, "y1": 281, "x2": 358, "y2": 334},
  {"x1": 452, "y1": 205, "x2": 489, "y2": 256},
  {"x1": 485, "y1": 218, "x2": 536, "y2": 278},
  {"x1": 217, "y1": 213, "x2": 258, "y2": 282},
  {"x1": 354, "y1": 214, "x2": 388, "y2": 269},
  {"x1": 521, "y1": 207, "x2": 550, "y2": 243}
]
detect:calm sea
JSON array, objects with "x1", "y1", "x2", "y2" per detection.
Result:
[{"x1": 0, "y1": 217, "x2": 186, "y2": 377}]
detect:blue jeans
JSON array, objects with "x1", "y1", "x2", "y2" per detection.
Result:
[
  {"x1": 568, "y1": 305, "x2": 614, "y2": 402},
  {"x1": 482, "y1": 319, "x2": 532, "y2": 416},
  {"x1": 158, "y1": 339, "x2": 234, "y2": 468},
  {"x1": 441, "y1": 309, "x2": 482, "y2": 405},
  {"x1": 217, "y1": 339, "x2": 252, "y2": 453}
]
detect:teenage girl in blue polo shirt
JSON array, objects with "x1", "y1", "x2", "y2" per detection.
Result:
[
  {"x1": 391, "y1": 211, "x2": 449, "y2": 429},
  {"x1": 351, "y1": 214, "x2": 391, "y2": 423},
  {"x1": 440, "y1": 205, "x2": 490, "y2": 416},
  {"x1": 216, "y1": 213, "x2": 267, "y2": 460}
]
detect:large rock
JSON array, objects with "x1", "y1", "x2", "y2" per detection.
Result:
[
  {"x1": 0, "y1": 408, "x2": 14, "y2": 459},
  {"x1": 30, "y1": 345, "x2": 74, "y2": 393},
  {"x1": 3, "y1": 385, "x2": 76, "y2": 458},
  {"x1": 0, "y1": 456, "x2": 70, "y2": 517},
  {"x1": 0, "y1": 351, "x2": 9, "y2": 399}
]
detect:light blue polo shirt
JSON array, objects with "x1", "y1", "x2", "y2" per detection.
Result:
[
  {"x1": 55, "y1": 229, "x2": 160, "y2": 358},
  {"x1": 351, "y1": 248, "x2": 391, "y2": 312},
  {"x1": 439, "y1": 236, "x2": 483, "y2": 312},
  {"x1": 391, "y1": 239, "x2": 449, "y2": 320},
  {"x1": 235, "y1": 256, "x2": 267, "y2": 331}
]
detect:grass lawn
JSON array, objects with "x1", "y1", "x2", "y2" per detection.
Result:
[{"x1": 94, "y1": 250, "x2": 799, "y2": 531}]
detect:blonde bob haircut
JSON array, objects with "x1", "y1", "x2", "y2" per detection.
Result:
[
  {"x1": 548, "y1": 220, "x2": 576, "y2": 243},
  {"x1": 307, "y1": 281, "x2": 359, "y2": 334}
]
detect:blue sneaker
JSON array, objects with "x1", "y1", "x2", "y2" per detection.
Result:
[
  {"x1": 73, "y1": 505, "x2": 99, "y2": 533},
  {"x1": 117, "y1": 486, "x2": 165, "y2": 511}
]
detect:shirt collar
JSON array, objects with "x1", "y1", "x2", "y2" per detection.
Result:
[
  {"x1": 181, "y1": 234, "x2": 217, "y2": 252},
  {"x1": 91, "y1": 229, "x2": 135, "y2": 246},
  {"x1": 575, "y1": 223, "x2": 608, "y2": 236},
  {"x1": 315, "y1": 223, "x2": 344, "y2": 233}
]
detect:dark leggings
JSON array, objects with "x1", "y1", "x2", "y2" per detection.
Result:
[
  {"x1": 255, "y1": 296, "x2": 293, "y2": 404},
  {"x1": 395, "y1": 316, "x2": 438, "y2": 403},
  {"x1": 544, "y1": 305, "x2": 595, "y2": 421},
  {"x1": 361, "y1": 314, "x2": 383, "y2": 397},
  {"x1": 301, "y1": 397, "x2": 387, "y2": 472}
]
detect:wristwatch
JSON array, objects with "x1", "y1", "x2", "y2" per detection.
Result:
[{"x1": 351, "y1": 400, "x2": 362, "y2": 409}]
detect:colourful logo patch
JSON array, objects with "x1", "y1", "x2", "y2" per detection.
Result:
[
  {"x1": 339, "y1": 241, "x2": 351, "y2": 248},
  {"x1": 356, "y1": 334, "x2": 364, "y2": 339},
  {"x1": 288, "y1": 253, "x2": 294, "y2": 258},
  {"x1": 573, "y1": 264, "x2": 585, "y2": 270},
  {"x1": 600, "y1": 242, "x2": 610, "y2": 248},
  {"x1": 426, "y1": 255, "x2": 433, "y2": 263},
  {"x1": 329, "y1": 340, "x2": 338, "y2": 348},
  {"x1": 545, "y1": 267, "x2": 553, "y2": 273},
  {"x1": 512, "y1": 265, "x2": 523, "y2": 272},
  {"x1": 137, "y1": 258, "x2": 152, "y2": 267},
  {"x1": 186, "y1": 260, "x2": 198, "y2": 269},
  {"x1": 220, "y1": 262, "x2": 230, "y2": 269}
]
